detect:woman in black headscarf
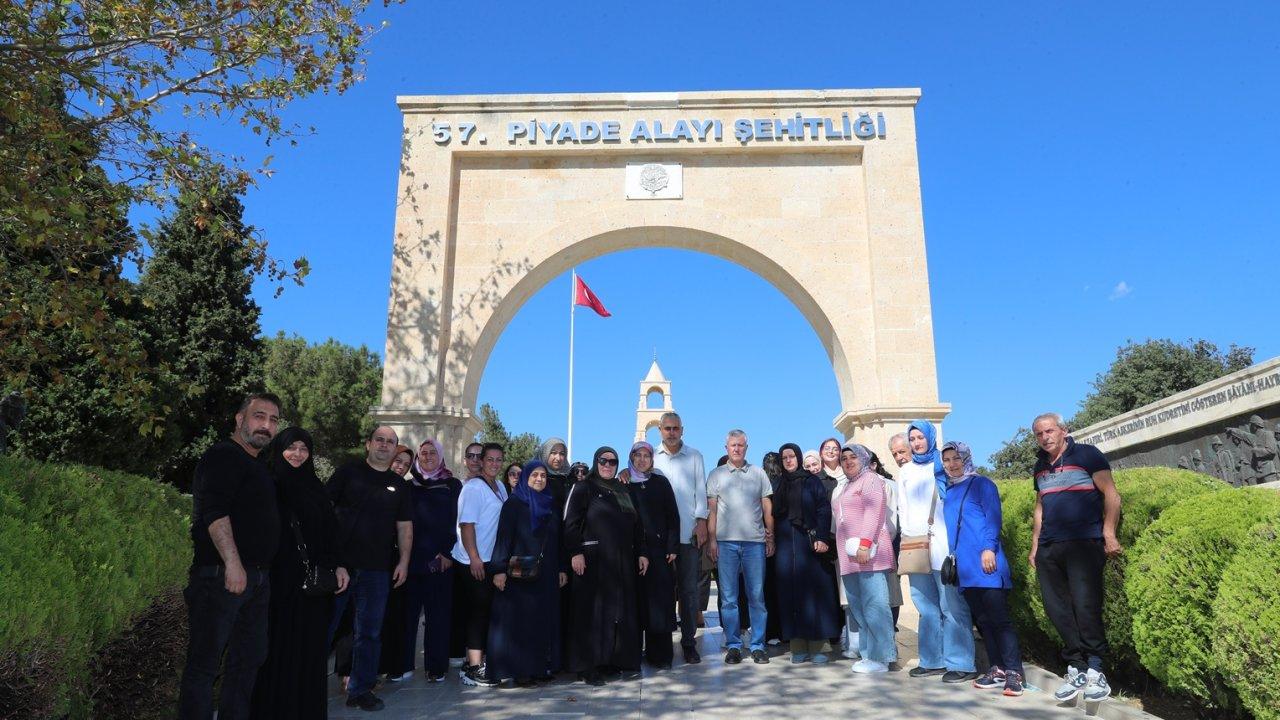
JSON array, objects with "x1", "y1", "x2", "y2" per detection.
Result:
[
  {"x1": 486, "y1": 460, "x2": 569, "y2": 687},
  {"x1": 250, "y1": 427, "x2": 348, "y2": 719},
  {"x1": 773, "y1": 443, "x2": 842, "y2": 663},
  {"x1": 625, "y1": 441, "x2": 680, "y2": 668},
  {"x1": 563, "y1": 446, "x2": 650, "y2": 685}
]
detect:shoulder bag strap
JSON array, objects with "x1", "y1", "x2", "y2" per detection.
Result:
[
  {"x1": 951, "y1": 482, "x2": 975, "y2": 546},
  {"x1": 288, "y1": 509, "x2": 314, "y2": 570},
  {"x1": 925, "y1": 483, "x2": 937, "y2": 529}
]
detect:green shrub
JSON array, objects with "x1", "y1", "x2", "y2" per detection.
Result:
[
  {"x1": 0, "y1": 456, "x2": 191, "y2": 718},
  {"x1": 996, "y1": 467, "x2": 1220, "y2": 672},
  {"x1": 1211, "y1": 517, "x2": 1280, "y2": 720},
  {"x1": 1126, "y1": 487, "x2": 1280, "y2": 705}
]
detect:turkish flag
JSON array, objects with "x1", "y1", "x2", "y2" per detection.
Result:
[{"x1": 574, "y1": 275, "x2": 611, "y2": 317}]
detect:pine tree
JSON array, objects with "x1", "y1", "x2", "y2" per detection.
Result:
[{"x1": 140, "y1": 177, "x2": 265, "y2": 488}]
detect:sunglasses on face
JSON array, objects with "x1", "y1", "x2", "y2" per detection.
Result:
[
  {"x1": 465, "y1": 452, "x2": 482, "y2": 459},
  {"x1": 598, "y1": 458, "x2": 619, "y2": 466}
]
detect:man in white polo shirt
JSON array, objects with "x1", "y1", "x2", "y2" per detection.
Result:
[{"x1": 707, "y1": 429, "x2": 774, "y2": 666}]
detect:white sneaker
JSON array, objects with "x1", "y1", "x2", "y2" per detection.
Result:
[
  {"x1": 851, "y1": 659, "x2": 888, "y2": 674},
  {"x1": 1054, "y1": 666, "x2": 1087, "y2": 702},
  {"x1": 1084, "y1": 669, "x2": 1111, "y2": 702},
  {"x1": 386, "y1": 671, "x2": 414, "y2": 683}
]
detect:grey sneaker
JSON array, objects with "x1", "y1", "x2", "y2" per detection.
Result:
[
  {"x1": 1084, "y1": 669, "x2": 1111, "y2": 702},
  {"x1": 1054, "y1": 666, "x2": 1087, "y2": 702}
]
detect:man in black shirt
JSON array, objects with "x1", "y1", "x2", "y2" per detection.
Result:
[
  {"x1": 327, "y1": 425, "x2": 413, "y2": 711},
  {"x1": 178, "y1": 393, "x2": 282, "y2": 720}
]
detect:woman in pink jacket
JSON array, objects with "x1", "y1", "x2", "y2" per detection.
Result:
[{"x1": 832, "y1": 442, "x2": 896, "y2": 673}]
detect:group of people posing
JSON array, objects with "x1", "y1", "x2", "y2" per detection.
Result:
[{"x1": 177, "y1": 395, "x2": 1124, "y2": 719}]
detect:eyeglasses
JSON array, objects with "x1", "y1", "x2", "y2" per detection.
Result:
[
  {"x1": 598, "y1": 458, "x2": 619, "y2": 466},
  {"x1": 661, "y1": 426, "x2": 681, "y2": 431},
  {"x1": 465, "y1": 452, "x2": 482, "y2": 459}
]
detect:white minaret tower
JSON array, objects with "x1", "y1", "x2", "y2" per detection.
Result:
[{"x1": 635, "y1": 353, "x2": 673, "y2": 442}]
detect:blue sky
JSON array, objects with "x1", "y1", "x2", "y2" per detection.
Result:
[{"x1": 179, "y1": 2, "x2": 1279, "y2": 466}]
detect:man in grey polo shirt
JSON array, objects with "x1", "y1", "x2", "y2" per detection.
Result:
[
  {"x1": 651, "y1": 411, "x2": 709, "y2": 664},
  {"x1": 707, "y1": 429, "x2": 774, "y2": 665}
]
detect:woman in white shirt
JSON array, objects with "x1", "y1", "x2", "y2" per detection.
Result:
[{"x1": 897, "y1": 421, "x2": 977, "y2": 684}]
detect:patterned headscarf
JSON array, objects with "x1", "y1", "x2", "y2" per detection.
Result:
[
  {"x1": 941, "y1": 441, "x2": 978, "y2": 485},
  {"x1": 628, "y1": 441, "x2": 654, "y2": 483},
  {"x1": 414, "y1": 438, "x2": 450, "y2": 481}
]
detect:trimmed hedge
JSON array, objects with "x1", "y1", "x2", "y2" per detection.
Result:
[
  {"x1": 1126, "y1": 488, "x2": 1280, "y2": 706},
  {"x1": 1212, "y1": 517, "x2": 1280, "y2": 720},
  {"x1": 0, "y1": 456, "x2": 191, "y2": 718},
  {"x1": 995, "y1": 467, "x2": 1221, "y2": 672}
]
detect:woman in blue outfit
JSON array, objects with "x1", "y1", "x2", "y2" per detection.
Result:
[
  {"x1": 941, "y1": 441, "x2": 1024, "y2": 697},
  {"x1": 486, "y1": 459, "x2": 569, "y2": 687},
  {"x1": 402, "y1": 438, "x2": 462, "y2": 682},
  {"x1": 773, "y1": 443, "x2": 841, "y2": 662}
]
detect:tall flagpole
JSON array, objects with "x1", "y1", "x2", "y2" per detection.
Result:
[{"x1": 567, "y1": 269, "x2": 576, "y2": 462}]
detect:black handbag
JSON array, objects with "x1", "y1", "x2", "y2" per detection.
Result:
[
  {"x1": 290, "y1": 512, "x2": 338, "y2": 596},
  {"x1": 940, "y1": 481, "x2": 974, "y2": 587},
  {"x1": 507, "y1": 524, "x2": 550, "y2": 581}
]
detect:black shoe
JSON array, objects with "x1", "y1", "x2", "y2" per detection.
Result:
[
  {"x1": 943, "y1": 670, "x2": 981, "y2": 683},
  {"x1": 461, "y1": 664, "x2": 498, "y2": 687},
  {"x1": 578, "y1": 670, "x2": 605, "y2": 686},
  {"x1": 425, "y1": 671, "x2": 446, "y2": 683},
  {"x1": 345, "y1": 692, "x2": 385, "y2": 711},
  {"x1": 751, "y1": 649, "x2": 770, "y2": 664},
  {"x1": 725, "y1": 648, "x2": 743, "y2": 664},
  {"x1": 910, "y1": 665, "x2": 947, "y2": 678},
  {"x1": 683, "y1": 646, "x2": 701, "y2": 664}
]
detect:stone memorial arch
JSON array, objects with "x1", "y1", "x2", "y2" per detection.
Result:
[{"x1": 374, "y1": 89, "x2": 950, "y2": 460}]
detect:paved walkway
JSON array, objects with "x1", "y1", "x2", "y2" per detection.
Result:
[{"x1": 327, "y1": 586, "x2": 1139, "y2": 720}]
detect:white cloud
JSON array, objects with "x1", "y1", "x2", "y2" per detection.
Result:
[{"x1": 1108, "y1": 281, "x2": 1133, "y2": 300}]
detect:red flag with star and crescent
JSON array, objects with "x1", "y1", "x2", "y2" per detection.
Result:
[{"x1": 573, "y1": 275, "x2": 611, "y2": 317}]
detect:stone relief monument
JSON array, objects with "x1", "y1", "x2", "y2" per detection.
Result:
[{"x1": 1076, "y1": 358, "x2": 1280, "y2": 486}]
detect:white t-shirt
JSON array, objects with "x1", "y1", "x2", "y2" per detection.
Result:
[
  {"x1": 450, "y1": 477, "x2": 508, "y2": 564},
  {"x1": 896, "y1": 461, "x2": 950, "y2": 571}
]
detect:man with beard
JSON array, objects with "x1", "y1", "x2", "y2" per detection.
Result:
[
  {"x1": 327, "y1": 426, "x2": 413, "y2": 711},
  {"x1": 178, "y1": 393, "x2": 283, "y2": 719}
]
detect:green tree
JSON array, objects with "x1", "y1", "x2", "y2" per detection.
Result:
[
  {"x1": 139, "y1": 177, "x2": 265, "y2": 487},
  {"x1": 989, "y1": 427, "x2": 1041, "y2": 480},
  {"x1": 1073, "y1": 339, "x2": 1253, "y2": 428},
  {"x1": 2, "y1": 0, "x2": 396, "y2": 409},
  {"x1": 2, "y1": 77, "x2": 165, "y2": 473},
  {"x1": 263, "y1": 333, "x2": 382, "y2": 458},
  {"x1": 475, "y1": 403, "x2": 541, "y2": 468}
]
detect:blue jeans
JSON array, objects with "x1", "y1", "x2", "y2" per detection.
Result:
[
  {"x1": 329, "y1": 569, "x2": 391, "y2": 697},
  {"x1": 841, "y1": 571, "x2": 896, "y2": 663},
  {"x1": 717, "y1": 540, "x2": 766, "y2": 651},
  {"x1": 908, "y1": 570, "x2": 975, "y2": 671}
]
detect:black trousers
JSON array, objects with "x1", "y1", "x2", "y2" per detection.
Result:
[
  {"x1": 1036, "y1": 538, "x2": 1108, "y2": 672},
  {"x1": 675, "y1": 543, "x2": 703, "y2": 650},
  {"x1": 178, "y1": 566, "x2": 271, "y2": 720},
  {"x1": 457, "y1": 564, "x2": 496, "y2": 652},
  {"x1": 963, "y1": 587, "x2": 1023, "y2": 675},
  {"x1": 403, "y1": 570, "x2": 454, "y2": 674}
]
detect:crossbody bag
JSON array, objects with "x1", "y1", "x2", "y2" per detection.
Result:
[{"x1": 897, "y1": 484, "x2": 936, "y2": 576}]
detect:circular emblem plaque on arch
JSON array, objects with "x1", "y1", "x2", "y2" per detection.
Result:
[
  {"x1": 639, "y1": 163, "x2": 669, "y2": 195},
  {"x1": 375, "y1": 89, "x2": 951, "y2": 462}
]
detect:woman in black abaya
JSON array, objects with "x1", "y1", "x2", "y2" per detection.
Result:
[
  {"x1": 486, "y1": 459, "x2": 569, "y2": 687},
  {"x1": 250, "y1": 427, "x2": 349, "y2": 719},
  {"x1": 625, "y1": 441, "x2": 680, "y2": 668},
  {"x1": 564, "y1": 446, "x2": 650, "y2": 685},
  {"x1": 773, "y1": 442, "x2": 842, "y2": 662}
]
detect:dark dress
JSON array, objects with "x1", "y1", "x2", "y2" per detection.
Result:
[
  {"x1": 629, "y1": 472, "x2": 680, "y2": 663},
  {"x1": 485, "y1": 497, "x2": 565, "y2": 680},
  {"x1": 250, "y1": 472, "x2": 339, "y2": 719},
  {"x1": 774, "y1": 471, "x2": 842, "y2": 641},
  {"x1": 819, "y1": 470, "x2": 847, "y2": 641},
  {"x1": 764, "y1": 473, "x2": 783, "y2": 643},
  {"x1": 564, "y1": 479, "x2": 646, "y2": 672}
]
